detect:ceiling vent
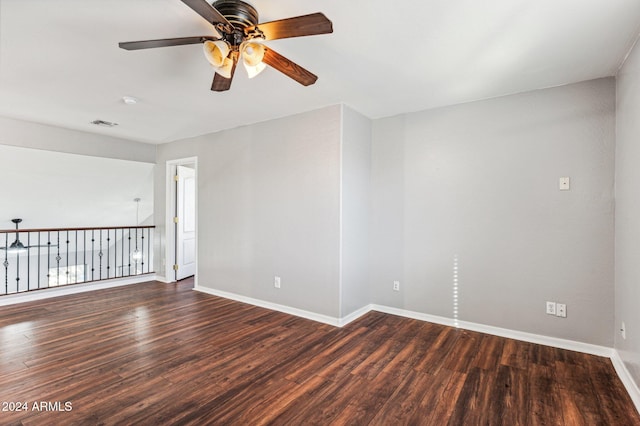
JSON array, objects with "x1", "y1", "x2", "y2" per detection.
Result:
[{"x1": 90, "y1": 119, "x2": 118, "y2": 127}]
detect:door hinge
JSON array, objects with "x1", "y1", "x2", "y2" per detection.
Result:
[
  {"x1": 173, "y1": 264, "x2": 179, "y2": 271},
  {"x1": 173, "y1": 217, "x2": 179, "y2": 224},
  {"x1": 174, "y1": 174, "x2": 179, "y2": 182}
]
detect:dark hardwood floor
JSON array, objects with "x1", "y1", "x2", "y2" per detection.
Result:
[{"x1": 0, "y1": 280, "x2": 638, "y2": 425}]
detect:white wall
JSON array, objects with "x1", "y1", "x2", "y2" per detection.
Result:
[
  {"x1": 340, "y1": 105, "x2": 372, "y2": 317},
  {"x1": 615, "y1": 39, "x2": 640, "y2": 387},
  {"x1": 156, "y1": 106, "x2": 343, "y2": 317},
  {"x1": 0, "y1": 144, "x2": 154, "y2": 229},
  {"x1": 370, "y1": 78, "x2": 616, "y2": 346}
]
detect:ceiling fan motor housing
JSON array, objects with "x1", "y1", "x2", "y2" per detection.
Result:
[{"x1": 212, "y1": 0, "x2": 259, "y2": 29}]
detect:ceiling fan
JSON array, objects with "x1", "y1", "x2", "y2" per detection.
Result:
[
  {"x1": 0, "y1": 219, "x2": 56, "y2": 254},
  {"x1": 119, "y1": 0, "x2": 333, "y2": 91}
]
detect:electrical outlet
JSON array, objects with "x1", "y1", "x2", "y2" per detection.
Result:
[
  {"x1": 274, "y1": 276, "x2": 281, "y2": 289},
  {"x1": 559, "y1": 177, "x2": 571, "y2": 191},
  {"x1": 556, "y1": 303, "x2": 567, "y2": 318},
  {"x1": 621, "y1": 322, "x2": 626, "y2": 340},
  {"x1": 393, "y1": 280, "x2": 400, "y2": 291},
  {"x1": 546, "y1": 301, "x2": 556, "y2": 315}
]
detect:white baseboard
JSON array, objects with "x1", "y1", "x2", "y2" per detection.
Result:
[
  {"x1": 338, "y1": 304, "x2": 374, "y2": 326},
  {"x1": 370, "y1": 304, "x2": 613, "y2": 358},
  {"x1": 193, "y1": 286, "x2": 343, "y2": 326},
  {"x1": 0, "y1": 274, "x2": 157, "y2": 306},
  {"x1": 187, "y1": 289, "x2": 611, "y2": 357},
  {"x1": 611, "y1": 350, "x2": 640, "y2": 414}
]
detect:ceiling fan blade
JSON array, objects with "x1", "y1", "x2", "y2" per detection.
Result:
[
  {"x1": 119, "y1": 36, "x2": 215, "y2": 50},
  {"x1": 262, "y1": 48, "x2": 318, "y2": 86},
  {"x1": 181, "y1": 0, "x2": 232, "y2": 27},
  {"x1": 211, "y1": 58, "x2": 238, "y2": 92},
  {"x1": 246, "y1": 13, "x2": 332, "y2": 41}
]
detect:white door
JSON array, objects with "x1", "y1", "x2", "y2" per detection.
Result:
[{"x1": 176, "y1": 165, "x2": 196, "y2": 280}]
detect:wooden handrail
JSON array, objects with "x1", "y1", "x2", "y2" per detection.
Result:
[{"x1": 0, "y1": 225, "x2": 155, "y2": 234}]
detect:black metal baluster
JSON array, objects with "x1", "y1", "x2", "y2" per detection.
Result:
[
  {"x1": 27, "y1": 233, "x2": 31, "y2": 291},
  {"x1": 149, "y1": 228, "x2": 152, "y2": 274},
  {"x1": 46, "y1": 231, "x2": 51, "y2": 287},
  {"x1": 91, "y1": 230, "x2": 95, "y2": 281},
  {"x1": 37, "y1": 233, "x2": 41, "y2": 289},
  {"x1": 99, "y1": 230, "x2": 104, "y2": 280},
  {"x1": 116, "y1": 228, "x2": 124, "y2": 277},
  {"x1": 113, "y1": 229, "x2": 116, "y2": 277},
  {"x1": 15, "y1": 248, "x2": 20, "y2": 293},
  {"x1": 75, "y1": 230, "x2": 78, "y2": 284},
  {"x1": 106, "y1": 229, "x2": 111, "y2": 279},
  {"x1": 141, "y1": 227, "x2": 145, "y2": 274},
  {"x1": 66, "y1": 231, "x2": 70, "y2": 285},
  {"x1": 123, "y1": 228, "x2": 127, "y2": 277},
  {"x1": 3, "y1": 233, "x2": 8, "y2": 294},
  {"x1": 56, "y1": 231, "x2": 61, "y2": 286},
  {"x1": 134, "y1": 227, "x2": 139, "y2": 275},
  {"x1": 128, "y1": 229, "x2": 131, "y2": 276},
  {"x1": 83, "y1": 230, "x2": 87, "y2": 282}
]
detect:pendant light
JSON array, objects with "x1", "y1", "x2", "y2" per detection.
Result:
[{"x1": 131, "y1": 198, "x2": 143, "y2": 263}]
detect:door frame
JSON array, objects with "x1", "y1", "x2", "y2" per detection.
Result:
[{"x1": 165, "y1": 157, "x2": 198, "y2": 284}]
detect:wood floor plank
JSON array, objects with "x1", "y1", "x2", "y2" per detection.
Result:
[
  {"x1": 1, "y1": 279, "x2": 638, "y2": 425},
  {"x1": 527, "y1": 363, "x2": 566, "y2": 426},
  {"x1": 587, "y1": 356, "x2": 640, "y2": 424},
  {"x1": 413, "y1": 326, "x2": 461, "y2": 374},
  {"x1": 497, "y1": 364, "x2": 529, "y2": 426}
]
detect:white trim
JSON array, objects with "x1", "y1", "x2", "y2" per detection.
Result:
[
  {"x1": 370, "y1": 304, "x2": 613, "y2": 357},
  {"x1": 338, "y1": 303, "x2": 373, "y2": 326},
  {"x1": 190, "y1": 288, "x2": 616, "y2": 358},
  {"x1": 611, "y1": 350, "x2": 640, "y2": 414},
  {"x1": 165, "y1": 161, "x2": 176, "y2": 282},
  {"x1": 194, "y1": 286, "x2": 342, "y2": 326},
  {"x1": 0, "y1": 275, "x2": 156, "y2": 306},
  {"x1": 165, "y1": 157, "x2": 198, "y2": 285},
  {"x1": 338, "y1": 103, "x2": 344, "y2": 318}
]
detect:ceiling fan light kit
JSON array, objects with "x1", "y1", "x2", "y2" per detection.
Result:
[
  {"x1": 119, "y1": 0, "x2": 333, "y2": 92},
  {"x1": 7, "y1": 241, "x2": 28, "y2": 254}
]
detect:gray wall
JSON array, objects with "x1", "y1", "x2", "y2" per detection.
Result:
[
  {"x1": 340, "y1": 105, "x2": 372, "y2": 317},
  {"x1": 0, "y1": 116, "x2": 156, "y2": 163},
  {"x1": 370, "y1": 78, "x2": 616, "y2": 346},
  {"x1": 616, "y1": 39, "x2": 640, "y2": 386},
  {"x1": 0, "y1": 144, "x2": 154, "y2": 229},
  {"x1": 156, "y1": 106, "x2": 343, "y2": 317},
  {"x1": 0, "y1": 115, "x2": 156, "y2": 228}
]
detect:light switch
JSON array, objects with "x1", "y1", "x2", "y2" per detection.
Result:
[{"x1": 559, "y1": 177, "x2": 570, "y2": 191}]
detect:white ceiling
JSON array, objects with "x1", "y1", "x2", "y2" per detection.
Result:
[{"x1": 1, "y1": 0, "x2": 639, "y2": 145}]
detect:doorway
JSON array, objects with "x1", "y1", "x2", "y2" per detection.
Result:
[{"x1": 165, "y1": 158, "x2": 197, "y2": 284}]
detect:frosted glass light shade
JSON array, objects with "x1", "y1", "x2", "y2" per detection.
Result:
[
  {"x1": 216, "y1": 57, "x2": 234, "y2": 79},
  {"x1": 241, "y1": 40, "x2": 266, "y2": 78},
  {"x1": 241, "y1": 41, "x2": 265, "y2": 67},
  {"x1": 203, "y1": 40, "x2": 231, "y2": 67},
  {"x1": 244, "y1": 62, "x2": 266, "y2": 78}
]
